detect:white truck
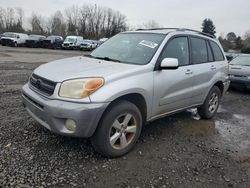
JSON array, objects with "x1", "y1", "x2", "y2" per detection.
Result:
[
  {"x1": 62, "y1": 36, "x2": 84, "y2": 50},
  {"x1": 1, "y1": 32, "x2": 29, "y2": 47}
]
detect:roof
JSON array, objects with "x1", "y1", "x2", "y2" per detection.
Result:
[{"x1": 126, "y1": 28, "x2": 215, "y2": 39}]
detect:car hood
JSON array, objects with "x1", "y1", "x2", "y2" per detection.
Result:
[
  {"x1": 33, "y1": 56, "x2": 140, "y2": 82},
  {"x1": 229, "y1": 64, "x2": 250, "y2": 76}
]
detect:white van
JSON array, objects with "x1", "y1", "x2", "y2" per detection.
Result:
[
  {"x1": 1, "y1": 32, "x2": 29, "y2": 47},
  {"x1": 62, "y1": 36, "x2": 84, "y2": 49}
]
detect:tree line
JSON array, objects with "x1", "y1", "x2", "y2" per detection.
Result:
[
  {"x1": 0, "y1": 7, "x2": 250, "y2": 53},
  {"x1": 0, "y1": 4, "x2": 127, "y2": 39},
  {"x1": 201, "y1": 18, "x2": 250, "y2": 53}
]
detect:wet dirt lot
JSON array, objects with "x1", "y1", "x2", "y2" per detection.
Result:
[{"x1": 0, "y1": 46, "x2": 250, "y2": 188}]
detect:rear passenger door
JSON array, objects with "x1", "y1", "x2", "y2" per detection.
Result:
[{"x1": 189, "y1": 37, "x2": 217, "y2": 105}]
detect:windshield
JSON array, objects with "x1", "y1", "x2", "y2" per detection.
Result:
[
  {"x1": 230, "y1": 56, "x2": 250, "y2": 66},
  {"x1": 91, "y1": 33, "x2": 165, "y2": 65},
  {"x1": 29, "y1": 35, "x2": 44, "y2": 40},
  {"x1": 82, "y1": 40, "x2": 91, "y2": 44},
  {"x1": 3, "y1": 32, "x2": 16, "y2": 38},
  {"x1": 65, "y1": 37, "x2": 76, "y2": 43},
  {"x1": 46, "y1": 36, "x2": 55, "y2": 40}
]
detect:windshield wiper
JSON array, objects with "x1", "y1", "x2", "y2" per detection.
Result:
[
  {"x1": 92, "y1": 56, "x2": 121, "y2": 62},
  {"x1": 84, "y1": 54, "x2": 121, "y2": 63}
]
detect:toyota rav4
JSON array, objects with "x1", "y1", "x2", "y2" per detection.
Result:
[{"x1": 22, "y1": 28, "x2": 230, "y2": 157}]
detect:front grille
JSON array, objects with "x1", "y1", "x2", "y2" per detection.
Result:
[
  {"x1": 43, "y1": 40, "x2": 51, "y2": 44},
  {"x1": 29, "y1": 74, "x2": 57, "y2": 96},
  {"x1": 63, "y1": 43, "x2": 69, "y2": 46},
  {"x1": 1, "y1": 39, "x2": 13, "y2": 45},
  {"x1": 234, "y1": 75, "x2": 246, "y2": 78},
  {"x1": 26, "y1": 40, "x2": 35, "y2": 44}
]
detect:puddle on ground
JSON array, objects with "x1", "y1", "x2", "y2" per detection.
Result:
[
  {"x1": 180, "y1": 109, "x2": 250, "y2": 157},
  {"x1": 180, "y1": 119, "x2": 216, "y2": 137},
  {"x1": 217, "y1": 106, "x2": 227, "y2": 113}
]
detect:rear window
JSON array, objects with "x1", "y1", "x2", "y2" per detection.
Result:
[
  {"x1": 209, "y1": 41, "x2": 225, "y2": 61},
  {"x1": 190, "y1": 37, "x2": 208, "y2": 64}
]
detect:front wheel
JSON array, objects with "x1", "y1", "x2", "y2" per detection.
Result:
[
  {"x1": 198, "y1": 86, "x2": 221, "y2": 119},
  {"x1": 91, "y1": 100, "x2": 142, "y2": 158}
]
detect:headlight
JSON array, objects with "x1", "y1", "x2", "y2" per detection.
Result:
[
  {"x1": 59, "y1": 78, "x2": 104, "y2": 99},
  {"x1": 248, "y1": 76, "x2": 250, "y2": 79}
]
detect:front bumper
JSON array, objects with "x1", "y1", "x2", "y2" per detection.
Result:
[
  {"x1": 229, "y1": 77, "x2": 250, "y2": 90},
  {"x1": 1, "y1": 39, "x2": 14, "y2": 46},
  {"x1": 22, "y1": 84, "x2": 109, "y2": 137},
  {"x1": 62, "y1": 44, "x2": 77, "y2": 49},
  {"x1": 80, "y1": 45, "x2": 91, "y2": 49}
]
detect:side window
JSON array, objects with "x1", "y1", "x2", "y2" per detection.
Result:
[
  {"x1": 209, "y1": 41, "x2": 225, "y2": 61},
  {"x1": 190, "y1": 37, "x2": 208, "y2": 64},
  {"x1": 160, "y1": 37, "x2": 189, "y2": 66},
  {"x1": 206, "y1": 41, "x2": 214, "y2": 62}
]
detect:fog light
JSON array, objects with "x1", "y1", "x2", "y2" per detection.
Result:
[{"x1": 65, "y1": 119, "x2": 76, "y2": 132}]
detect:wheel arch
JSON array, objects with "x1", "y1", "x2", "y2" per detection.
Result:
[
  {"x1": 98, "y1": 93, "x2": 148, "y2": 128},
  {"x1": 214, "y1": 81, "x2": 224, "y2": 95}
]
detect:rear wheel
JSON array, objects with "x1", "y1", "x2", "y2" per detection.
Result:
[
  {"x1": 198, "y1": 86, "x2": 221, "y2": 119},
  {"x1": 91, "y1": 100, "x2": 142, "y2": 158}
]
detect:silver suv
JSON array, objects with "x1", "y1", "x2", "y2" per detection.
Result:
[{"x1": 22, "y1": 28, "x2": 230, "y2": 157}]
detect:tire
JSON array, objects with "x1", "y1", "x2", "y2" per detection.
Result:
[
  {"x1": 91, "y1": 100, "x2": 142, "y2": 158},
  {"x1": 198, "y1": 86, "x2": 221, "y2": 119}
]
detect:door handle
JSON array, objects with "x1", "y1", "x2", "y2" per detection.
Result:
[
  {"x1": 211, "y1": 66, "x2": 216, "y2": 70},
  {"x1": 185, "y1": 69, "x2": 193, "y2": 75}
]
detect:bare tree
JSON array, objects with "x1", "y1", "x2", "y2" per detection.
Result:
[
  {"x1": 65, "y1": 5, "x2": 79, "y2": 35},
  {"x1": 49, "y1": 10, "x2": 66, "y2": 36},
  {"x1": 29, "y1": 13, "x2": 44, "y2": 34},
  {"x1": 137, "y1": 20, "x2": 161, "y2": 29},
  {"x1": 4, "y1": 8, "x2": 15, "y2": 30},
  {"x1": 0, "y1": 7, "x2": 5, "y2": 32}
]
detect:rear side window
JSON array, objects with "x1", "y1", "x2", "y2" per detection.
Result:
[
  {"x1": 209, "y1": 41, "x2": 225, "y2": 61},
  {"x1": 190, "y1": 37, "x2": 208, "y2": 64}
]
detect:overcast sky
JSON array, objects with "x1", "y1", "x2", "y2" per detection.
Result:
[{"x1": 0, "y1": 0, "x2": 249, "y2": 36}]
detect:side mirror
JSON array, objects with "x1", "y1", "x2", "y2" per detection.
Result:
[{"x1": 160, "y1": 58, "x2": 179, "y2": 69}]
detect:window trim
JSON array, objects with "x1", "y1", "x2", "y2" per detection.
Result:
[{"x1": 155, "y1": 34, "x2": 191, "y2": 71}]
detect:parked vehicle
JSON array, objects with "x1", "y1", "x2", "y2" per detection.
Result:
[
  {"x1": 1, "y1": 32, "x2": 29, "y2": 47},
  {"x1": 43, "y1": 35, "x2": 63, "y2": 49},
  {"x1": 225, "y1": 52, "x2": 239, "y2": 62},
  {"x1": 62, "y1": 36, "x2": 83, "y2": 49},
  {"x1": 229, "y1": 54, "x2": 250, "y2": 90},
  {"x1": 22, "y1": 28, "x2": 230, "y2": 157},
  {"x1": 98, "y1": 38, "x2": 108, "y2": 46},
  {"x1": 80, "y1": 40, "x2": 98, "y2": 51},
  {"x1": 0, "y1": 34, "x2": 4, "y2": 44},
  {"x1": 25, "y1": 35, "x2": 46, "y2": 48}
]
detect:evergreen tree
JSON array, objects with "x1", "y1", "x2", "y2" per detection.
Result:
[{"x1": 201, "y1": 18, "x2": 216, "y2": 37}]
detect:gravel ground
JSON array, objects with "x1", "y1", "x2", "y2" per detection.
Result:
[{"x1": 0, "y1": 46, "x2": 250, "y2": 188}]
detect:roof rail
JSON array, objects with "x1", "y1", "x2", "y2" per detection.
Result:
[{"x1": 136, "y1": 28, "x2": 215, "y2": 38}]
